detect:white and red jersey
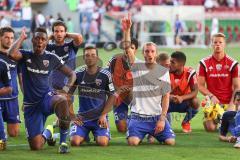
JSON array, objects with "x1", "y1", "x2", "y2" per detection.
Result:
[{"x1": 198, "y1": 54, "x2": 239, "y2": 104}]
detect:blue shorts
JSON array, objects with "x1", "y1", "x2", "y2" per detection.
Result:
[
  {"x1": 168, "y1": 100, "x2": 190, "y2": 113},
  {"x1": 0, "y1": 98, "x2": 20, "y2": 124},
  {"x1": 70, "y1": 120, "x2": 110, "y2": 140},
  {"x1": 24, "y1": 92, "x2": 55, "y2": 139},
  {"x1": 114, "y1": 102, "x2": 128, "y2": 124},
  {"x1": 127, "y1": 114, "x2": 175, "y2": 143}
]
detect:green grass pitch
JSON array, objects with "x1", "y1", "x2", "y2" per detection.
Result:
[{"x1": 0, "y1": 47, "x2": 240, "y2": 160}]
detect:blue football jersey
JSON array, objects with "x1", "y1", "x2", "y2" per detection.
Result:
[
  {"x1": 46, "y1": 40, "x2": 79, "y2": 89},
  {"x1": 0, "y1": 59, "x2": 11, "y2": 90},
  {"x1": 75, "y1": 67, "x2": 115, "y2": 121},
  {"x1": 19, "y1": 49, "x2": 64, "y2": 104},
  {"x1": 0, "y1": 51, "x2": 18, "y2": 100}
]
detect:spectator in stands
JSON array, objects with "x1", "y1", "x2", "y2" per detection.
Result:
[
  {"x1": 36, "y1": 10, "x2": 45, "y2": 27},
  {"x1": 0, "y1": 15, "x2": 9, "y2": 27},
  {"x1": 211, "y1": 18, "x2": 219, "y2": 37},
  {"x1": 204, "y1": 0, "x2": 219, "y2": 10},
  {"x1": 57, "y1": 12, "x2": 64, "y2": 22},
  {"x1": 89, "y1": 16, "x2": 99, "y2": 44},
  {"x1": 21, "y1": 0, "x2": 32, "y2": 20},
  {"x1": 80, "y1": 16, "x2": 89, "y2": 41},
  {"x1": 174, "y1": 14, "x2": 183, "y2": 45},
  {"x1": 227, "y1": 0, "x2": 235, "y2": 7},
  {"x1": 66, "y1": 17, "x2": 74, "y2": 32}
]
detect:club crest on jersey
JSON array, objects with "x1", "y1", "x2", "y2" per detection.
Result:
[
  {"x1": 43, "y1": 60, "x2": 49, "y2": 67},
  {"x1": 51, "y1": 50, "x2": 55, "y2": 54},
  {"x1": 64, "y1": 46, "x2": 69, "y2": 52},
  {"x1": 95, "y1": 79, "x2": 102, "y2": 86},
  {"x1": 216, "y1": 64, "x2": 222, "y2": 71}
]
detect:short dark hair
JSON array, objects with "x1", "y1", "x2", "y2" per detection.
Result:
[
  {"x1": 83, "y1": 45, "x2": 98, "y2": 56},
  {"x1": 131, "y1": 38, "x2": 138, "y2": 49},
  {"x1": 156, "y1": 52, "x2": 169, "y2": 63},
  {"x1": 171, "y1": 51, "x2": 186, "y2": 64},
  {"x1": 34, "y1": 27, "x2": 48, "y2": 36},
  {"x1": 234, "y1": 90, "x2": 240, "y2": 100},
  {"x1": 52, "y1": 20, "x2": 67, "y2": 32},
  {"x1": 0, "y1": 26, "x2": 15, "y2": 37}
]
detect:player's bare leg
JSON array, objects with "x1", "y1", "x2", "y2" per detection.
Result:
[
  {"x1": 7, "y1": 123, "x2": 19, "y2": 137},
  {"x1": 70, "y1": 136, "x2": 85, "y2": 146},
  {"x1": 128, "y1": 137, "x2": 141, "y2": 146},
  {"x1": 164, "y1": 138, "x2": 175, "y2": 146},
  {"x1": 116, "y1": 120, "x2": 127, "y2": 133},
  {"x1": 52, "y1": 95, "x2": 71, "y2": 153},
  {"x1": 96, "y1": 136, "x2": 109, "y2": 146}
]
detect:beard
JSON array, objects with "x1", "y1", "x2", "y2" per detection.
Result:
[{"x1": 1, "y1": 44, "x2": 10, "y2": 50}]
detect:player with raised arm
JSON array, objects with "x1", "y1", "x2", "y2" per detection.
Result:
[
  {"x1": 7, "y1": 27, "x2": 76, "y2": 153},
  {"x1": 108, "y1": 14, "x2": 137, "y2": 133}
]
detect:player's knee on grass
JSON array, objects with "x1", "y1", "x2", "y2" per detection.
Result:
[
  {"x1": 96, "y1": 136, "x2": 109, "y2": 146},
  {"x1": 29, "y1": 135, "x2": 45, "y2": 150},
  {"x1": 116, "y1": 120, "x2": 127, "y2": 133},
  {"x1": 164, "y1": 138, "x2": 175, "y2": 146},
  {"x1": 203, "y1": 120, "x2": 217, "y2": 132},
  {"x1": 7, "y1": 124, "x2": 19, "y2": 137},
  {"x1": 191, "y1": 97, "x2": 200, "y2": 109},
  {"x1": 70, "y1": 136, "x2": 85, "y2": 146},
  {"x1": 128, "y1": 137, "x2": 141, "y2": 146}
]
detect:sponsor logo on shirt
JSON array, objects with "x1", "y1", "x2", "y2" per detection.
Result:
[{"x1": 209, "y1": 73, "x2": 228, "y2": 77}]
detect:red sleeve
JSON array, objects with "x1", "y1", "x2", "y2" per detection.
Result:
[
  {"x1": 198, "y1": 63, "x2": 206, "y2": 77},
  {"x1": 231, "y1": 64, "x2": 240, "y2": 78}
]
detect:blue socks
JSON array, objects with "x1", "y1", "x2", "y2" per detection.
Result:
[
  {"x1": 183, "y1": 107, "x2": 199, "y2": 123},
  {"x1": 59, "y1": 129, "x2": 68, "y2": 144},
  {"x1": 0, "y1": 113, "x2": 6, "y2": 141},
  {"x1": 42, "y1": 129, "x2": 52, "y2": 140}
]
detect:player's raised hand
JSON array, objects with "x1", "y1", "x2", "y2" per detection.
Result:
[
  {"x1": 121, "y1": 13, "x2": 132, "y2": 31},
  {"x1": 98, "y1": 115, "x2": 108, "y2": 128},
  {"x1": 20, "y1": 28, "x2": 28, "y2": 41},
  {"x1": 154, "y1": 119, "x2": 165, "y2": 135}
]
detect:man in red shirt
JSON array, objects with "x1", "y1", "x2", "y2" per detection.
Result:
[
  {"x1": 169, "y1": 51, "x2": 199, "y2": 133},
  {"x1": 198, "y1": 33, "x2": 240, "y2": 132}
]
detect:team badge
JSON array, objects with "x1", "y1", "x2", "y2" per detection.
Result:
[
  {"x1": 216, "y1": 64, "x2": 222, "y2": 71},
  {"x1": 64, "y1": 46, "x2": 69, "y2": 52},
  {"x1": 51, "y1": 50, "x2": 55, "y2": 54},
  {"x1": 95, "y1": 79, "x2": 102, "y2": 86},
  {"x1": 43, "y1": 60, "x2": 49, "y2": 67}
]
